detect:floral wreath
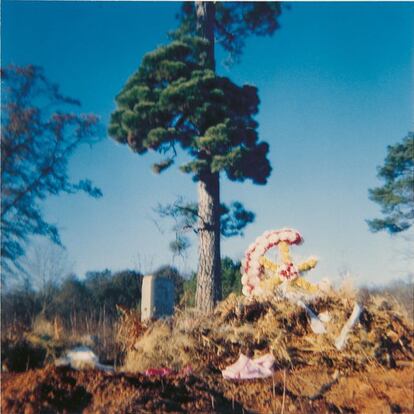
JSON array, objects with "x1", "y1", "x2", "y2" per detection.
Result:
[{"x1": 241, "y1": 228, "x2": 318, "y2": 297}]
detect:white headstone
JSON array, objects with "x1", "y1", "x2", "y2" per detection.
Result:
[{"x1": 141, "y1": 275, "x2": 174, "y2": 322}]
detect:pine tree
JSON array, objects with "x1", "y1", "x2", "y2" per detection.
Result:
[
  {"x1": 109, "y1": 2, "x2": 283, "y2": 312},
  {"x1": 368, "y1": 132, "x2": 414, "y2": 234}
]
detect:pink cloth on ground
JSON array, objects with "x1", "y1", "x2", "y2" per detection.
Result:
[
  {"x1": 144, "y1": 367, "x2": 174, "y2": 377},
  {"x1": 143, "y1": 365, "x2": 193, "y2": 377},
  {"x1": 221, "y1": 353, "x2": 275, "y2": 380}
]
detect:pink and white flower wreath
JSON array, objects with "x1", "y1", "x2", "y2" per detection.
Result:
[{"x1": 241, "y1": 228, "x2": 303, "y2": 296}]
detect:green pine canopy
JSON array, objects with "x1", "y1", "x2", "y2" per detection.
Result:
[{"x1": 108, "y1": 36, "x2": 271, "y2": 184}]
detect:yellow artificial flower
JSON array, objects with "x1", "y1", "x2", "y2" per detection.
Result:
[
  {"x1": 278, "y1": 241, "x2": 292, "y2": 264},
  {"x1": 259, "y1": 276, "x2": 282, "y2": 292},
  {"x1": 259, "y1": 256, "x2": 278, "y2": 273},
  {"x1": 291, "y1": 277, "x2": 319, "y2": 294},
  {"x1": 298, "y1": 257, "x2": 318, "y2": 273}
]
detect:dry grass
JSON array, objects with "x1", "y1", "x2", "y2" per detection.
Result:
[
  {"x1": 3, "y1": 283, "x2": 412, "y2": 381},
  {"x1": 123, "y1": 319, "x2": 197, "y2": 372},
  {"x1": 2, "y1": 287, "x2": 413, "y2": 413},
  {"x1": 118, "y1": 289, "x2": 414, "y2": 376},
  {"x1": 1, "y1": 311, "x2": 121, "y2": 372}
]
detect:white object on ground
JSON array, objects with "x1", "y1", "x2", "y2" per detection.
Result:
[
  {"x1": 335, "y1": 303, "x2": 362, "y2": 351},
  {"x1": 222, "y1": 353, "x2": 275, "y2": 380},
  {"x1": 297, "y1": 300, "x2": 327, "y2": 334},
  {"x1": 55, "y1": 346, "x2": 114, "y2": 372},
  {"x1": 279, "y1": 283, "x2": 327, "y2": 334},
  {"x1": 318, "y1": 311, "x2": 331, "y2": 323}
]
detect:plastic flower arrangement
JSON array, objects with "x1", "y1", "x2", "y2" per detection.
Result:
[{"x1": 241, "y1": 228, "x2": 318, "y2": 297}]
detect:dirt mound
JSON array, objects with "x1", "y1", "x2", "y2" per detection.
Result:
[
  {"x1": 1, "y1": 365, "x2": 245, "y2": 413},
  {"x1": 121, "y1": 291, "x2": 413, "y2": 375},
  {"x1": 211, "y1": 292, "x2": 414, "y2": 371},
  {"x1": 2, "y1": 291, "x2": 413, "y2": 413},
  {"x1": 214, "y1": 364, "x2": 414, "y2": 413},
  {"x1": 2, "y1": 364, "x2": 413, "y2": 413},
  {"x1": 114, "y1": 290, "x2": 413, "y2": 412}
]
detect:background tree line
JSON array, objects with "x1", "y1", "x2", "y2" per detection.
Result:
[{"x1": 1, "y1": 257, "x2": 243, "y2": 334}]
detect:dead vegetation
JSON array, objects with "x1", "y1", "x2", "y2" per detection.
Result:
[
  {"x1": 110, "y1": 288, "x2": 414, "y2": 413},
  {"x1": 118, "y1": 289, "x2": 413, "y2": 375},
  {"x1": 2, "y1": 288, "x2": 413, "y2": 413},
  {"x1": 1, "y1": 312, "x2": 120, "y2": 372}
]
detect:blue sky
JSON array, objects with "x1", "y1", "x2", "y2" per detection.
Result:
[{"x1": 2, "y1": 1, "x2": 413, "y2": 286}]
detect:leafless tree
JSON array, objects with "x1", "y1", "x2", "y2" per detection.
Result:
[{"x1": 21, "y1": 239, "x2": 73, "y2": 313}]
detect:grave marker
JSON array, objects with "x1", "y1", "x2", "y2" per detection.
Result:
[{"x1": 141, "y1": 275, "x2": 174, "y2": 321}]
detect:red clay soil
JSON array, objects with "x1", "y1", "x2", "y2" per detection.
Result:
[
  {"x1": 1, "y1": 365, "x2": 244, "y2": 413},
  {"x1": 2, "y1": 364, "x2": 413, "y2": 413},
  {"x1": 217, "y1": 365, "x2": 414, "y2": 413}
]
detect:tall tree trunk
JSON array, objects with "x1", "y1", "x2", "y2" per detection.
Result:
[
  {"x1": 196, "y1": 173, "x2": 221, "y2": 312},
  {"x1": 195, "y1": 1, "x2": 215, "y2": 70},
  {"x1": 195, "y1": 1, "x2": 221, "y2": 312}
]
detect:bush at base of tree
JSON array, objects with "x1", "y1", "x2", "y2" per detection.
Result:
[{"x1": 181, "y1": 257, "x2": 242, "y2": 307}]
